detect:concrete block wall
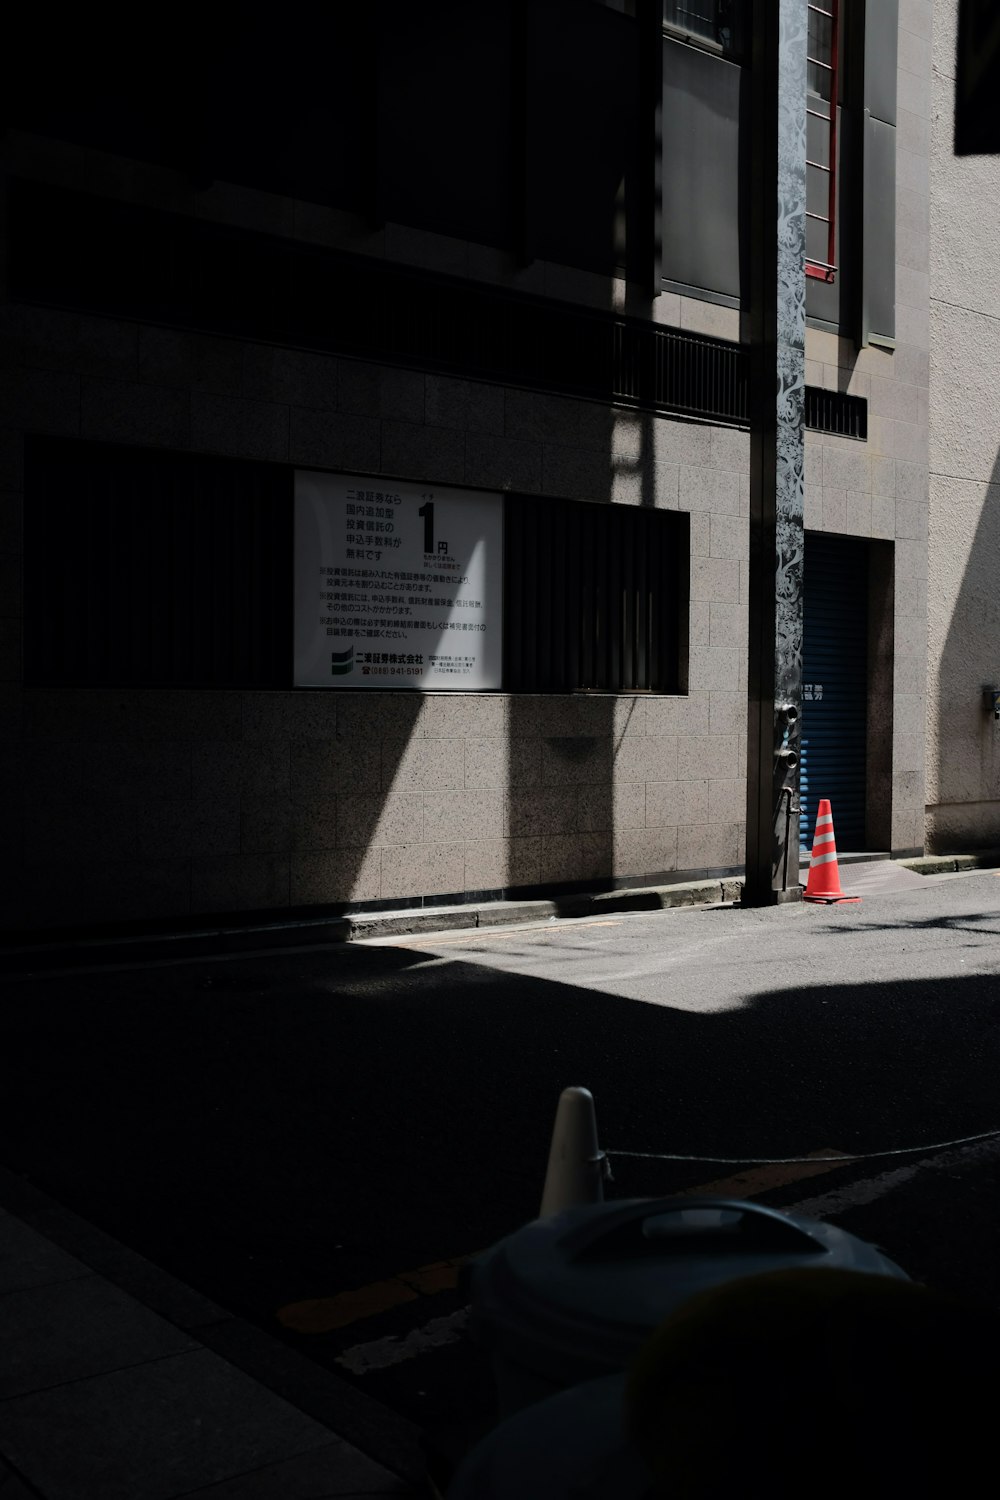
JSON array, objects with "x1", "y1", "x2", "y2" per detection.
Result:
[
  {"x1": 925, "y1": 0, "x2": 1000, "y2": 850},
  {"x1": 0, "y1": 133, "x2": 750, "y2": 932}
]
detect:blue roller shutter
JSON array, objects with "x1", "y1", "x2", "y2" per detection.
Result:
[{"x1": 799, "y1": 534, "x2": 868, "y2": 851}]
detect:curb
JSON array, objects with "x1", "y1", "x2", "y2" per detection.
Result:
[
  {"x1": 349, "y1": 877, "x2": 743, "y2": 940},
  {"x1": 900, "y1": 850, "x2": 1000, "y2": 877},
  {"x1": 10, "y1": 849, "x2": 1000, "y2": 974},
  {"x1": 0, "y1": 878, "x2": 743, "y2": 974}
]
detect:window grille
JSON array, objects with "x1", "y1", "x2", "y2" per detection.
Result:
[
  {"x1": 24, "y1": 439, "x2": 292, "y2": 688},
  {"x1": 504, "y1": 496, "x2": 688, "y2": 694},
  {"x1": 804, "y1": 386, "x2": 867, "y2": 441}
]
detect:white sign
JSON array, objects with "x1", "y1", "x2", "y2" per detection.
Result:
[{"x1": 294, "y1": 471, "x2": 503, "y2": 690}]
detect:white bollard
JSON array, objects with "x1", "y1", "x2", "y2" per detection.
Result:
[{"x1": 539, "y1": 1085, "x2": 607, "y2": 1218}]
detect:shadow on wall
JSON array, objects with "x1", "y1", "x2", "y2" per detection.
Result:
[
  {"x1": 498, "y1": 0, "x2": 693, "y2": 907},
  {"x1": 505, "y1": 329, "x2": 668, "y2": 905},
  {"x1": 929, "y1": 443, "x2": 1000, "y2": 851},
  {"x1": 4, "y1": 7, "x2": 703, "y2": 935}
]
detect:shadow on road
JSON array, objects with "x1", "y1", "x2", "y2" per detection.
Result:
[{"x1": 3, "y1": 936, "x2": 999, "y2": 1324}]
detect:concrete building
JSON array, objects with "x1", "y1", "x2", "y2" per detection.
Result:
[
  {"x1": 0, "y1": 1, "x2": 951, "y2": 940},
  {"x1": 926, "y1": 0, "x2": 1000, "y2": 851}
]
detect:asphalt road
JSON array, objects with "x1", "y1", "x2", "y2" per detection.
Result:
[{"x1": 3, "y1": 866, "x2": 1000, "y2": 1467}]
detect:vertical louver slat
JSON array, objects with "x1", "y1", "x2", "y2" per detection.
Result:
[
  {"x1": 567, "y1": 502, "x2": 581, "y2": 690},
  {"x1": 24, "y1": 439, "x2": 292, "y2": 688},
  {"x1": 580, "y1": 505, "x2": 594, "y2": 689},
  {"x1": 637, "y1": 509, "x2": 650, "y2": 691},
  {"x1": 501, "y1": 494, "x2": 684, "y2": 695},
  {"x1": 804, "y1": 385, "x2": 866, "y2": 438},
  {"x1": 607, "y1": 505, "x2": 620, "y2": 690}
]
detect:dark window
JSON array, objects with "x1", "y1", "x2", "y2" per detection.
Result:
[
  {"x1": 24, "y1": 439, "x2": 292, "y2": 688},
  {"x1": 663, "y1": 0, "x2": 744, "y2": 57},
  {"x1": 504, "y1": 496, "x2": 688, "y2": 693},
  {"x1": 806, "y1": 0, "x2": 841, "y2": 284}
]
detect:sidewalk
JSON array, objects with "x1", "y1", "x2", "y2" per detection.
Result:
[
  {"x1": 5, "y1": 852, "x2": 999, "y2": 980},
  {"x1": 0, "y1": 1169, "x2": 421, "y2": 1499}
]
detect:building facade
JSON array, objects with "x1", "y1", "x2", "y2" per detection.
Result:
[
  {"x1": 926, "y1": 0, "x2": 1000, "y2": 851},
  {"x1": 0, "y1": 1, "x2": 944, "y2": 938}
]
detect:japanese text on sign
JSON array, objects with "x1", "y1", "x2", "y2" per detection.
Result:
[{"x1": 294, "y1": 471, "x2": 503, "y2": 690}]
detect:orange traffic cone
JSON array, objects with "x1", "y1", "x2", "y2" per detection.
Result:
[{"x1": 803, "y1": 799, "x2": 861, "y2": 904}]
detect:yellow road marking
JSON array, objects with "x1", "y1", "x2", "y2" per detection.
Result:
[
  {"x1": 277, "y1": 1255, "x2": 473, "y2": 1335},
  {"x1": 399, "y1": 1261, "x2": 462, "y2": 1295},
  {"x1": 676, "y1": 1149, "x2": 851, "y2": 1200},
  {"x1": 279, "y1": 1278, "x2": 419, "y2": 1333},
  {"x1": 278, "y1": 1151, "x2": 851, "y2": 1335}
]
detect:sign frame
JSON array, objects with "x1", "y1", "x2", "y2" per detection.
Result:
[{"x1": 293, "y1": 470, "x2": 504, "y2": 691}]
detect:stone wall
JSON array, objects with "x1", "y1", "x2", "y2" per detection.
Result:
[
  {"x1": 0, "y1": 133, "x2": 750, "y2": 933},
  {"x1": 0, "y1": 1, "x2": 937, "y2": 936}
]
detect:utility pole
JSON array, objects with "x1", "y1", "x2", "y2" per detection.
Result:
[{"x1": 744, "y1": 0, "x2": 808, "y2": 905}]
